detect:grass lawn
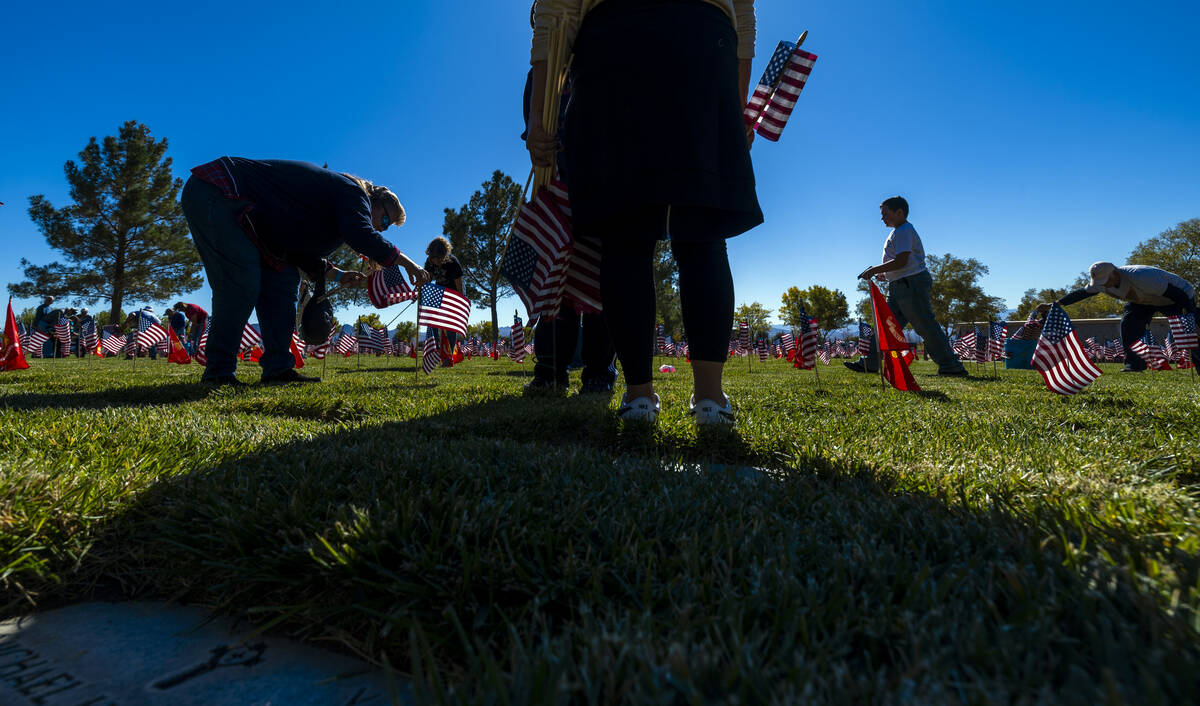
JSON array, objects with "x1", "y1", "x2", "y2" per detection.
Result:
[{"x1": 2, "y1": 354, "x2": 1199, "y2": 704}]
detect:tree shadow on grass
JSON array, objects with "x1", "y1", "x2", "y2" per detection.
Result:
[
  {"x1": 8, "y1": 395, "x2": 1200, "y2": 703},
  {"x1": 0, "y1": 382, "x2": 219, "y2": 411}
]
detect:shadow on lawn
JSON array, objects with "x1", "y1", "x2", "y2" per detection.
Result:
[
  {"x1": 11, "y1": 393, "x2": 1200, "y2": 702},
  {"x1": 0, "y1": 382, "x2": 215, "y2": 411}
]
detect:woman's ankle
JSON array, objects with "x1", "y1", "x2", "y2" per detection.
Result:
[{"x1": 625, "y1": 382, "x2": 654, "y2": 400}]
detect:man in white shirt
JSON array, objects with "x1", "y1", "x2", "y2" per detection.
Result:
[
  {"x1": 845, "y1": 196, "x2": 967, "y2": 376},
  {"x1": 1038, "y1": 262, "x2": 1197, "y2": 371}
]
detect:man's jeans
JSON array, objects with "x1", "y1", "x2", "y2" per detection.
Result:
[
  {"x1": 1122, "y1": 301, "x2": 1199, "y2": 370},
  {"x1": 181, "y1": 177, "x2": 299, "y2": 380},
  {"x1": 861, "y1": 271, "x2": 965, "y2": 374},
  {"x1": 533, "y1": 310, "x2": 616, "y2": 387}
]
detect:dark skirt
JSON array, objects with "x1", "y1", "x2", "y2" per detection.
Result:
[{"x1": 563, "y1": 0, "x2": 763, "y2": 243}]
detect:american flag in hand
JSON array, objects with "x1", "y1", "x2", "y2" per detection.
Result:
[
  {"x1": 1010, "y1": 311, "x2": 1043, "y2": 341},
  {"x1": 134, "y1": 310, "x2": 167, "y2": 349},
  {"x1": 501, "y1": 182, "x2": 572, "y2": 321},
  {"x1": 368, "y1": 266, "x2": 417, "y2": 308},
  {"x1": 417, "y1": 283, "x2": 470, "y2": 337},
  {"x1": 1032, "y1": 304, "x2": 1102, "y2": 395},
  {"x1": 1168, "y1": 313, "x2": 1197, "y2": 349},
  {"x1": 422, "y1": 334, "x2": 440, "y2": 374},
  {"x1": 744, "y1": 39, "x2": 817, "y2": 142}
]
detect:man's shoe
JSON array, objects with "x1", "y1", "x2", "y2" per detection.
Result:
[
  {"x1": 938, "y1": 368, "x2": 970, "y2": 377},
  {"x1": 261, "y1": 369, "x2": 321, "y2": 384},
  {"x1": 201, "y1": 375, "x2": 246, "y2": 387},
  {"x1": 1119, "y1": 366, "x2": 1145, "y2": 373},
  {"x1": 617, "y1": 393, "x2": 660, "y2": 423},
  {"x1": 843, "y1": 359, "x2": 871, "y2": 373}
]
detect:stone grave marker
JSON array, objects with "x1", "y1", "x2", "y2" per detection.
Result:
[{"x1": 0, "y1": 602, "x2": 410, "y2": 705}]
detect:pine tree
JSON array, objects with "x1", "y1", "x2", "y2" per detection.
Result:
[
  {"x1": 9, "y1": 121, "x2": 202, "y2": 323},
  {"x1": 442, "y1": 170, "x2": 523, "y2": 348}
]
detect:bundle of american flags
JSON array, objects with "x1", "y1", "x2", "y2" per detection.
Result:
[
  {"x1": 501, "y1": 180, "x2": 601, "y2": 321},
  {"x1": 1032, "y1": 304, "x2": 1102, "y2": 395},
  {"x1": 744, "y1": 35, "x2": 818, "y2": 142}
]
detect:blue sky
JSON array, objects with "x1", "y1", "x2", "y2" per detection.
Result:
[{"x1": 2, "y1": 0, "x2": 1198, "y2": 326}]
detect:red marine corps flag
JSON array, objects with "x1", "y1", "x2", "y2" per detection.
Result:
[
  {"x1": 2, "y1": 298, "x2": 30, "y2": 371},
  {"x1": 166, "y1": 326, "x2": 192, "y2": 364},
  {"x1": 869, "y1": 281, "x2": 920, "y2": 392}
]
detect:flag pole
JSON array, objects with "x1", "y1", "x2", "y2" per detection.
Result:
[
  {"x1": 356, "y1": 315, "x2": 362, "y2": 371},
  {"x1": 415, "y1": 302, "x2": 421, "y2": 382}
]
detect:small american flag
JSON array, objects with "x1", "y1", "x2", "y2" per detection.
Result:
[
  {"x1": 817, "y1": 346, "x2": 832, "y2": 365},
  {"x1": 358, "y1": 323, "x2": 385, "y2": 354},
  {"x1": 780, "y1": 332, "x2": 794, "y2": 354},
  {"x1": 987, "y1": 322, "x2": 1007, "y2": 361},
  {"x1": 368, "y1": 266, "x2": 417, "y2": 308},
  {"x1": 334, "y1": 332, "x2": 357, "y2": 356},
  {"x1": 1168, "y1": 313, "x2": 1197, "y2": 349},
  {"x1": 81, "y1": 319, "x2": 98, "y2": 352},
  {"x1": 1032, "y1": 304, "x2": 1102, "y2": 395},
  {"x1": 796, "y1": 307, "x2": 818, "y2": 369},
  {"x1": 510, "y1": 314, "x2": 526, "y2": 362},
  {"x1": 1165, "y1": 332, "x2": 1178, "y2": 362},
  {"x1": 54, "y1": 316, "x2": 71, "y2": 350},
  {"x1": 1130, "y1": 331, "x2": 1169, "y2": 370},
  {"x1": 757, "y1": 338, "x2": 768, "y2": 362},
  {"x1": 134, "y1": 310, "x2": 168, "y2": 349},
  {"x1": 656, "y1": 324, "x2": 666, "y2": 354},
  {"x1": 239, "y1": 323, "x2": 262, "y2": 352},
  {"x1": 193, "y1": 319, "x2": 211, "y2": 364},
  {"x1": 744, "y1": 39, "x2": 817, "y2": 142},
  {"x1": 422, "y1": 334, "x2": 440, "y2": 374},
  {"x1": 857, "y1": 322, "x2": 874, "y2": 356},
  {"x1": 417, "y1": 283, "x2": 470, "y2": 337},
  {"x1": 27, "y1": 329, "x2": 49, "y2": 357},
  {"x1": 958, "y1": 331, "x2": 977, "y2": 360},
  {"x1": 738, "y1": 321, "x2": 749, "y2": 353}
]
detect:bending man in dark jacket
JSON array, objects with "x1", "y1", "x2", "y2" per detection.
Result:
[{"x1": 181, "y1": 157, "x2": 429, "y2": 385}]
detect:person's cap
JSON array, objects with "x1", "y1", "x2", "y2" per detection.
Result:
[
  {"x1": 80, "y1": 308, "x2": 88, "y2": 314},
  {"x1": 1085, "y1": 262, "x2": 1117, "y2": 293}
]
